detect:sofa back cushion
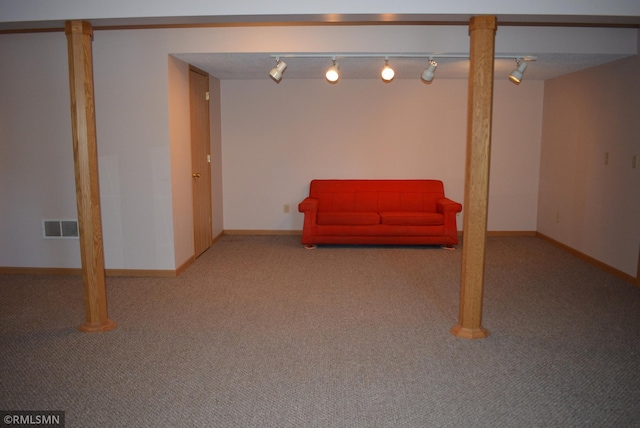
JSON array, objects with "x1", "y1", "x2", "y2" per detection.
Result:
[{"x1": 309, "y1": 180, "x2": 445, "y2": 213}]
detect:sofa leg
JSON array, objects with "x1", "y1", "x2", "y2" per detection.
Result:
[
  {"x1": 442, "y1": 245, "x2": 456, "y2": 251},
  {"x1": 304, "y1": 244, "x2": 318, "y2": 250}
]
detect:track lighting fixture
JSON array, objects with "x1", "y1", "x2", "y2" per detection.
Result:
[
  {"x1": 509, "y1": 58, "x2": 528, "y2": 84},
  {"x1": 381, "y1": 57, "x2": 395, "y2": 82},
  {"x1": 421, "y1": 59, "x2": 438, "y2": 83},
  {"x1": 325, "y1": 57, "x2": 340, "y2": 83},
  {"x1": 268, "y1": 54, "x2": 536, "y2": 84},
  {"x1": 269, "y1": 58, "x2": 287, "y2": 82}
]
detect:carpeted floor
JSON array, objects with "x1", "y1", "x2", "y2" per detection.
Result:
[{"x1": 1, "y1": 235, "x2": 639, "y2": 427}]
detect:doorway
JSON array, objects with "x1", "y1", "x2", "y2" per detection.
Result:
[{"x1": 189, "y1": 66, "x2": 213, "y2": 257}]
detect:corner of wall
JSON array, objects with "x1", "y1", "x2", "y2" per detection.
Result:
[
  {"x1": 168, "y1": 55, "x2": 195, "y2": 269},
  {"x1": 209, "y1": 75, "x2": 224, "y2": 238}
]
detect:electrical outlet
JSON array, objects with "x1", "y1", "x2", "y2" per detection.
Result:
[{"x1": 283, "y1": 204, "x2": 290, "y2": 213}]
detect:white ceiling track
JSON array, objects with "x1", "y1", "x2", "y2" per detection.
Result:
[{"x1": 270, "y1": 53, "x2": 538, "y2": 61}]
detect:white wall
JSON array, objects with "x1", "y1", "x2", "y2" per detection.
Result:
[
  {"x1": 220, "y1": 78, "x2": 543, "y2": 232},
  {"x1": 0, "y1": 30, "x2": 180, "y2": 271},
  {"x1": 168, "y1": 56, "x2": 194, "y2": 269},
  {"x1": 4, "y1": 23, "x2": 630, "y2": 272},
  {"x1": 490, "y1": 80, "x2": 544, "y2": 230},
  {"x1": 538, "y1": 49, "x2": 640, "y2": 277},
  {"x1": 92, "y1": 30, "x2": 176, "y2": 270},
  {"x1": 209, "y1": 77, "x2": 225, "y2": 240},
  {"x1": 0, "y1": 33, "x2": 80, "y2": 268}
]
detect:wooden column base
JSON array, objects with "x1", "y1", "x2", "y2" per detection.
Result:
[
  {"x1": 450, "y1": 324, "x2": 490, "y2": 339},
  {"x1": 78, "y1": 319, "x2": 117, "y2": 333}
]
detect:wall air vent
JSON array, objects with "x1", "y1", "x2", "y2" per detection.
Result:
[{"x1": 43, "y1": 220, "x2": 79, "y2": 238}]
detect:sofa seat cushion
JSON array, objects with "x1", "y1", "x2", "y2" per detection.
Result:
[
  {"x1": 380, "y1": 211, "x2": 444, "y2": 226},
  {"x1": 317, "y1": 211, "x2": 380, "y2": 226}
]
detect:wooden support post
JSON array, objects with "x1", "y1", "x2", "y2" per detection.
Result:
[
  {"x1": 65, "y1": 20, "x2": 116, "y2": 333},
  {"x1": 636, "y1": 244, "x2": 640, "y2": 288},
  {"x1": 451, "y1": 16, "x2": 497, "y2": 339}
]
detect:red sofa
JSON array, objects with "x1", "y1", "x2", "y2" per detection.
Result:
[{"x1": 298, "y1": 179, "x2": 462, "y2": 247}]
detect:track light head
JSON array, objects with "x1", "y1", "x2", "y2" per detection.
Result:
[
  {"x1": 269, "y1": 58, "x2": 287, "y2": 82},
  {"x1": 509, "y1": 59, "x2": 528, "y2": 84},
  {"x1": 381, "y1": 57, "x2": 395, "y2": 82},
  {"x1": 421, "y1": 59, "x2": 438, "y2": 83},
  {"x1": 326, "y1": 58, "x2": 340, "y2": 83}
]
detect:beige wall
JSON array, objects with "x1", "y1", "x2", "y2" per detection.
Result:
[
  {"x1": 220, "y1": 78, "x2": 544, "y2": 233},
  {"x1": 538, "y1": 48, "x2": 640, "y2": 277},
  {"x1": 209, "y1": 77, "x2": 225, "y2": 240},
  {"x1": 168, "y1": 56, "x2": 193, "y2": 269}
]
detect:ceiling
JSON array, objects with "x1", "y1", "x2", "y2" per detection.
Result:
[
  {"x1": 2, "y1": 3, "x2": 638, "y2": 82},
  {"x1": 173, "y1": 51, "x2": 633, "y2": 82}
]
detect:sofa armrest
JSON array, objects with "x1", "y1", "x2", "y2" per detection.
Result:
[
  {"x1": 437, "y1": 197, "x2": 462, "y2": 214},
  {"x1": 298, "y1": 197, "x2": 319, "y2": 245},
  {"x1": 298, "y1": 197, "x2": 318, "y2": 213},
  {"x1": 437, "y1": 197, "x2": 462, "y2": 245}
]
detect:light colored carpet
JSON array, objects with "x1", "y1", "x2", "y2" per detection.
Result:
[{"x1": 1, "y1": 235, "x2": 639, "y2": 427}]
